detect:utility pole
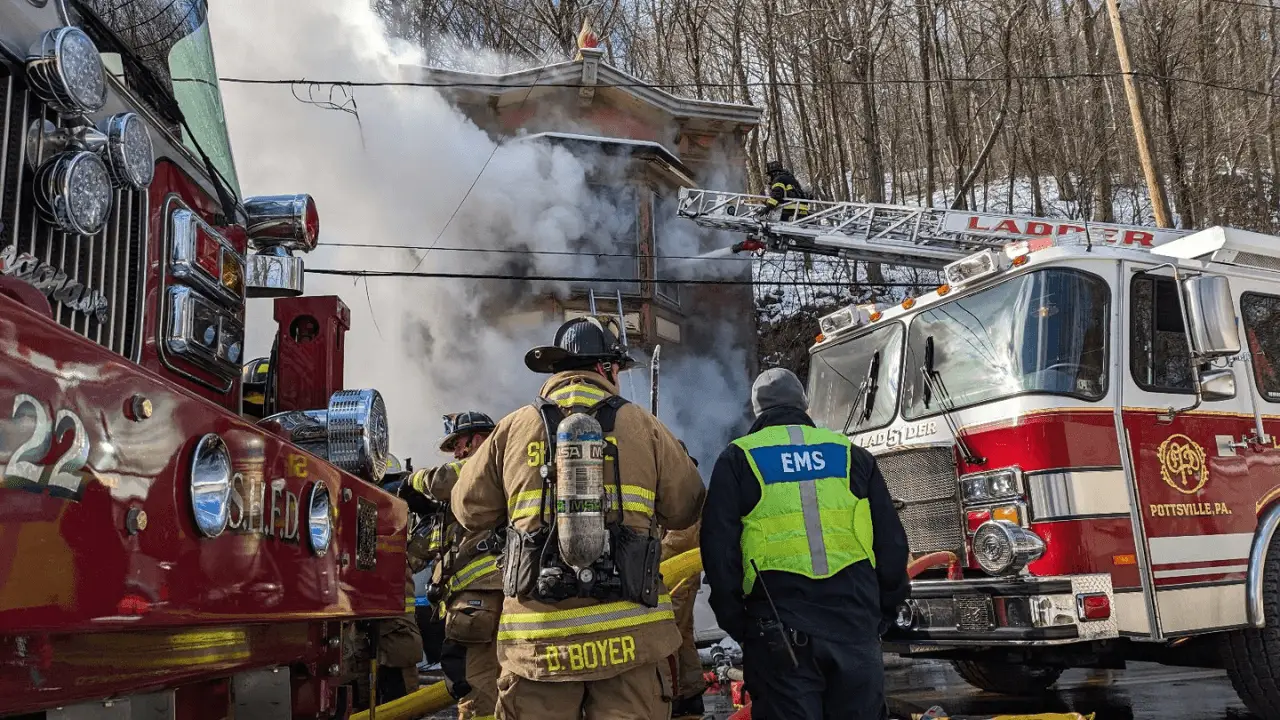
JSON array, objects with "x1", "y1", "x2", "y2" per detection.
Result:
[{"x1": 1104, "y1": 0, "x2": 1173, "y2": 228}]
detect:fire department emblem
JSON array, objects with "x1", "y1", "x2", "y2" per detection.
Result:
[{"x1": 1157, "y1": 434, "x2": 1208, "y2": 495}]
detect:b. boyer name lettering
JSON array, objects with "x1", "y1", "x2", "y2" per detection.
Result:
[{"x1": 542, "y1": 635, "x2": 637, "y2": 672}]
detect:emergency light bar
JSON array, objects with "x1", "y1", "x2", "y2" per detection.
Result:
[
  {"x1": 943, "y1": 249, "x2": 1002, "y2": 289},
  {"x1": 818, "y1": 303, "x2": 877, "y2": 339}
]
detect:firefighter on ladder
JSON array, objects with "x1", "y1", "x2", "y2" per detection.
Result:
[
  {"x1": 756, "y1": 160, "x2": 810, "y2": 221},
  {"x1": 398, "y1": 412, "x2": 502, "y2": 720},
  {"x1": 701, "y1": 368, "x2": 909, "y2": 720},
  {"x1": 451, "y1": 316, "x2": 706, "y2": 719}
]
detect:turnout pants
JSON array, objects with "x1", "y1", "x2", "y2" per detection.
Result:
[
  {"x1": 441, "y1": 638, "x2": 499, "y2": 719},
  {"x1": 495, "y1": 663, "x2": 672, "y2": 720},
  {"x1": 442, "y1": 590, "x2": 502, "y2": 719},
  {"x1": 742, "y1": 628, "x2": 886, "y2": 720},
  {"x1": 671, "y1": 576, "x2": 705, "y2": 700}
]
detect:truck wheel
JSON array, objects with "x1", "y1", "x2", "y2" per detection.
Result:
[
  {"x1": 1221, "y1": 528, "x2": 1280, "y2": 716},
  {"x1": 950, "y1": 660, "x2": 1063, "y2": 694}
]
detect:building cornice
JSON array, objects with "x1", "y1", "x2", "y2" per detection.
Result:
[{"x1": 404, "y1": 55, "x2": 762, "y2": 128}]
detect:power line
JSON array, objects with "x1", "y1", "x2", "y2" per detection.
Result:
[
  {"x1": 218, "y1": 71, "x2": 1280, "y2": 98},
  {"x1": 1207, "y1": 0, "x2": 1279, "y2": 11},
  {"x1": 304, "y1": 268, "x2": 922, "y2": 287},
  {"x1": 318, "y1": 241, "x2": 752, "y2": 261},
  {"x1": 408, "y1": 63, "x2": 549, "y2": 273}
]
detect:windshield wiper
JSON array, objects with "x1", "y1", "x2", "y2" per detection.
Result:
[
  {"x1": 71, "y1": 1, "x2": 239, "y2": 223},
  {"x1": 841, "y1": 351, "x2": 880, "y2": 435},
  {"x1": 919, "y1": 336, "x2": 985, "y2": 465}
]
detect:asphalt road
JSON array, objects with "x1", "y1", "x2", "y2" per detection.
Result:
[
  {"x1": 885, "y1": 660, "x2": 1256, "y2": 720},
  {"x1": 419, "y1": 657, "x2": 1256, "y2": 719}
]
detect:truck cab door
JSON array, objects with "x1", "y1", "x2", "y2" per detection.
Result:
[{"x1": 1120, "y1": 262, "x2": 1256, "y2": 638}]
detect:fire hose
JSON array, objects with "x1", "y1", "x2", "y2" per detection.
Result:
[{"x1": 350, "y1": 548, "x2": 706, "y2": 720}]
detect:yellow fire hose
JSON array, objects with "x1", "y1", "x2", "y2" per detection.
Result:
[{"x1": 351, "y1": 548, "x2": 704, "y2": 720}]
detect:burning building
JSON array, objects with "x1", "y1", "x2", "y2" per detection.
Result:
[{"x1": 409, "y1": 32, "x2": 763, "y2": 390}]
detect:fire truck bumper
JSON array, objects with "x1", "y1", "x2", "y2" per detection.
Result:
[{"x1": 886, "y1": 574, "x2": 1118, "y2": 646}]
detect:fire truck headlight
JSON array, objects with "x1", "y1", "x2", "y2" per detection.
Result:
[
  {"x1": 25, "y1": 27, "x2": 107, "y2": 115},
  {"x1": 960, "y1": 468, "x2": 1021, "y2": 504},
  {"x1": 190, "y1": 434, "x2": 233, "y2": 538},
  {"x1": 972, "y1": 520, "x2": 1044, "y2": 575},
  {"x1": 34, "y1": 150, "x2": 113, "y2": 236},
  {"x1": 325, "y1": 389, "x2": 390, "y2": 484},
  {"x1": 99, "y1": 112, "x2": 155, "y2": 189},
  {"x1": 307, "y1": 481, "x2": 334, "y2": 556}
]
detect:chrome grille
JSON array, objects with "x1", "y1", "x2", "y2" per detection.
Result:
[
  {"x1": 0, "y1": 63, "x2": 147, "y2": 359},
  {"x1": 876, "y1": 445, "x2": 964, "y2": 556}
]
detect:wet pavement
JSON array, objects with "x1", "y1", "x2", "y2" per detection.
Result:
[
  {"x1": 885, "y1": 659, "x2": 1256, "y2": 719},
  {"x1": 417, "y1": 658, "x2": 1256, "y2": 718}
]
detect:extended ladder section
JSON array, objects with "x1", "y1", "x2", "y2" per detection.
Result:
[{"x1": 676, "y1": 188, "x2": 1192, "y2": 271}]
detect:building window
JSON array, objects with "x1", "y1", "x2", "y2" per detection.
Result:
[
  {"x1": 1242, "y1": 292, "x2": 1280, "y2": 401},
  {"x1": 1130, "y1": 275, "x2": 1194, "y2": 394},
  {"x1": 574, "y1": 185, "x2": 640, "y2": 297},
  {"x1": 653, "y1": 191, "x2": 680, "y2": 306}
]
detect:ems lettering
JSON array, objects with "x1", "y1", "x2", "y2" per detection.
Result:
[{"x1": 780, "y1": 450, "x2": 825, "y2": 473}]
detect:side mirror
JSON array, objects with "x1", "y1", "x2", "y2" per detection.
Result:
[
  {"x1": 1183, "y1": 275, "x2": 1240, "y2": 358},
  {"x1": 244, "y1": 194, "x2": 320, "y2": 299},
  {"x1": 1200, "y1": 368, "x2": 1237, "y2": 401}
]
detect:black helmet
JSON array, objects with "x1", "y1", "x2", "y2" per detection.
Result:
[
  {"x1": 439, "y1": 411, "x2": 496, "y2": 452},
  {"x1": 525, "y1": 316, "x2": 635, "y2": 374},
  {"x1": 765, "y1": 159, "x2": 784, "y2": 175}
]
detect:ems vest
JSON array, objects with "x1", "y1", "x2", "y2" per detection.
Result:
[{"x1": 732, "y1": 424, "x2": 875, "y2": 594}]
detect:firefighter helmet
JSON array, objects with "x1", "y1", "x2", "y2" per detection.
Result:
[
  {"x1": 439, "y1": 411, "x2": 496, "y2": 452},
  {"x1": 524, "y1": 316, "x2": 636, "y2": 374},
  {"x1": 765, "y1": 159, "x2": 784, "y2": 175},
  {"x1": 386, "y1": 453, "x2": 404, "y2": 476}
]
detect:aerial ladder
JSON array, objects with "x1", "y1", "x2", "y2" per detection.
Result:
[{"x1": 676, "y1": 188, "x2": 1192, "y2": 271}]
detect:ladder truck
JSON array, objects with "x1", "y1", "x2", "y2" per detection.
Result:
[{"x1": 679, "y1": 187, "x2": 1280, "y2": 716}]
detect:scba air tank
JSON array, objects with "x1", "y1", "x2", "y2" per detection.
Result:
[{"x1": 555, "y1": 412, "x2": 607, "y2": 573}]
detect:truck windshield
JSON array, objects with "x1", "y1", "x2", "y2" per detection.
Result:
[
  {"x1": 808, "y1": 322, "x2": 904, "y2": 434},
  {"x1": 75, "y1": 0, "x2": 241, "y2": 197},
  {"x1": 901, "y1": 268, "x2": 1109, "y2": 420}
]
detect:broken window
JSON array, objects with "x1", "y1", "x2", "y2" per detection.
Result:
[
  {"x1": 1130, "y1": 275, "x2": 1194, "y2": 393},
  {"x1": 1242, "y1": 292, "x2": 1280, "y2": 401}
]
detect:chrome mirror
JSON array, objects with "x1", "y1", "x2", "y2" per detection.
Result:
[
  {"x1": 1183, "y1": 275, "x2": 1240, "y2": 359},
  {"x1": 243, "y1": 194, "x2": 318, "y2": 298},
  {"x1": 1200, "y1": 368, "x2": 1237, "y2": 402}
]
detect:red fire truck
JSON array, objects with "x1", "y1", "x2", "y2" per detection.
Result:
[
  {"x1": 680, "y1": 188, "x2": 1280, "y2": 715},
  {"x1": 1, "y1": 2, "x2": 409, "y2": 717}
]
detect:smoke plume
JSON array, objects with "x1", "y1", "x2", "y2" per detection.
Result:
[{"x1": 210, "y1": 0, "x2": 751, "y2": 473}]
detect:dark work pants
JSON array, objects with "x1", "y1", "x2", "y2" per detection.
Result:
[
  {"x1": 416, "y1": 605, "x2": 446, "y2": 663},
  {"x1": 742, "y1": 631, "x2": 887, "y2": 720},
  {"x1": 377, "y1": 666, "x2": 408, "y2": 704}
]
